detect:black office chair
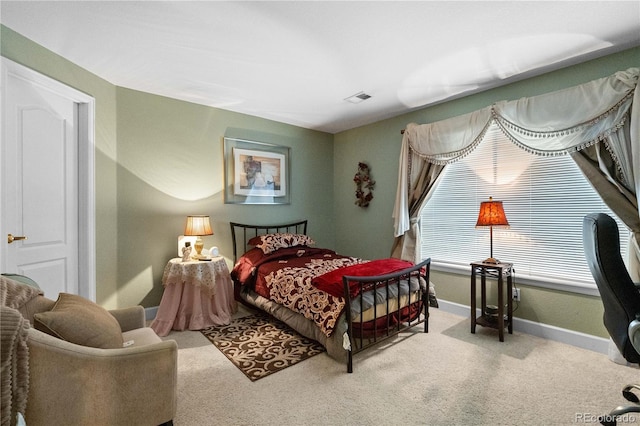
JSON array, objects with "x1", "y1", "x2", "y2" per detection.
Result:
[{"x1": 583, "y1": 213, "x2": 640, "y2": 425}]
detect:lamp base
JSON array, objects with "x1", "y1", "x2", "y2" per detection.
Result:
[
  {"x1": 483, "y1": 257, "x2": 500, "y2": 264},
  {"x1": 194, "y1": 236, "x2": 204, "y2": 257}
]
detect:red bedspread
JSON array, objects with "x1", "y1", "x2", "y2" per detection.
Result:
[
  {"x1": 311, "y1": 258, "x2": 414, "y2": 297},
  {"x1": 232, "y1": 247, "x2": 364, "y2": 336},
  {"x1": 232, "y1": 247, "x2": 418, "y2": 337}
]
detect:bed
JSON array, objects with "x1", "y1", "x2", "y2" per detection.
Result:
[{"x1": 230, "y1": 220, "x2": 434, "y2": 372}]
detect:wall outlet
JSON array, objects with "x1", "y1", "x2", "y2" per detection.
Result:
[{"x1": 512, "y1": 288, "x2": 521, "y2": 301}]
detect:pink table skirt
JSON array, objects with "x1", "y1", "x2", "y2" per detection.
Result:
[{"x1": 151, "y1": 262, "x2": 237, "y2": 337}]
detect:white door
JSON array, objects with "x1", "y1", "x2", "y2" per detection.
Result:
[{"x1": 1, "y1": 59, "x2": 96, "y2": 301}]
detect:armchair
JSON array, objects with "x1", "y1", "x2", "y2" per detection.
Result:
[
  {"x1": 2, "y1": 276, "x2": 177, "y2": 426},
  {"x1": 582, "y1": 213, "x2": 640, "y2": 426}
]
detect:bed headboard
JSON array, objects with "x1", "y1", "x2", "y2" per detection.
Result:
[{"x1": 229, "y1": 220, "x2": 308, "y2": 262}]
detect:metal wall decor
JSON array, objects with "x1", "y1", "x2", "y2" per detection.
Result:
[{"x1": 354, "y1": 162, "x2": 375, "y2": 207}]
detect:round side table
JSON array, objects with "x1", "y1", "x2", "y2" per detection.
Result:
[{"x1": 151, "y1": 257, "x2": 237, "y2": 336}]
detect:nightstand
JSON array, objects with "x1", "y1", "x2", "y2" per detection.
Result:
[
  {"x1": 151, "y1": 256, "x2": 237, "y2": 336},
  {"x1": 470, "y1": 261, "x2": 514, "y2": 342}
]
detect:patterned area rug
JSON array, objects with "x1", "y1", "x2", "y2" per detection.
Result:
[{"x1": 201, "y1": 313, "x2": 325, "y2": 381}]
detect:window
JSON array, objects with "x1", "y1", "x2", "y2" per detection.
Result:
[{"x1": 420, "y1": 124, "x2": 629, "y2": 291}]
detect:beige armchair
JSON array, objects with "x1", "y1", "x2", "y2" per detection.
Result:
[{"x1": 5, "y1": 277, "x2": 177, "y2": 426}]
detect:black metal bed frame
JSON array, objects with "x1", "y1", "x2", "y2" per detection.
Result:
[
  {"x1": 229, "y1": 220, "x2": 430, "y2": 373},
  {"x1": 343, "y1": 258, "x2": 430, "y2": 373},
  {"x1": 230, "y1": 220, "x2": 308, "y2": 263}
]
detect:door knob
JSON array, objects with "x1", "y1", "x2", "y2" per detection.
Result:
[{"x1": 7, "y1": 234, "x2": 27, "y2": 244}]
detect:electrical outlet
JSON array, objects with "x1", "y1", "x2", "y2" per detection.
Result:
[{"x1": 512, "y1": 288, "x2": 521, "y2": 301}]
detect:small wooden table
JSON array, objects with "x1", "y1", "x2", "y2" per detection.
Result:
[
  {"x1": 151, "y1": 257, "x2": 237, "y2": 336},
  {"x1": 470, "y1": 261, "x2": 514, "y2": 342}
]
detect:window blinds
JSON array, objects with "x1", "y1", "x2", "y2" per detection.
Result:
[{"x1": 420, "y1": 124, "x2": 629, "y2": 287}]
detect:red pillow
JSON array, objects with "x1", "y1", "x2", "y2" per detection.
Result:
[{"x1": 231, "y1": 247, "x2": 266, "y2": 283}]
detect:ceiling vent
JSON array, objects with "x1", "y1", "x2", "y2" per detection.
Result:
[{"x1": 344, "y1": 91, "x2": 372, "y2": 104}]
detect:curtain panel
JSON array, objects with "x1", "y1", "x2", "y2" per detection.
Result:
[{"x1": 393, "y1": 67, "x2": 639, "y2": 276}]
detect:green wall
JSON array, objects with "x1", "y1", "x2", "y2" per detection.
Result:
[
  {"x1": 2, "y1": 25, "x2": 334, "y2": 309},
  {"x1": 3, "y1": 22, "x2": 639, "y2": 339},
  {"x1": 333, "y1": 47, "x2": 640, "y2": 338},
  {"x1": 115, "y1": 88, "x2": 333, "y2": 308}
]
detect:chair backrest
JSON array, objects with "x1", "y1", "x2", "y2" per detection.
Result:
[{"x1": 583, "y1": 213, "x2": 640, "y2": 363}]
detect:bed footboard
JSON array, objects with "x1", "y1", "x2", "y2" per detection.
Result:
[{"x1": 342, "y1": 258, "x2": 431, "y2": 373}]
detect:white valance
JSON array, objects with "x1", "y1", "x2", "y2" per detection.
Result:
[
  {"x1": 394, "y1": 67, "x2": 639, "y2": 254},
  {"x1": 403, "y1": 68, "x2": 638, "y2": 164}
]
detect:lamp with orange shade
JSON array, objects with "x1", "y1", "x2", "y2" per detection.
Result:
[
  {"x1": 184, "y1": 215, "x2": 213, "y2": 259},
  {"x1": 475, "y1": 197, "x2": 510, "y2": 264}
]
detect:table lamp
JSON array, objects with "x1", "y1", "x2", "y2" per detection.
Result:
[
  {"x1": 475, "y1": 197, "x2": 509, "y2": 264},
  {"x1": 184, "y1": 215, "x2": 213, "y2": 259}
]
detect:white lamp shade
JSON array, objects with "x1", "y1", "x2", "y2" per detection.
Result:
[{"x1": 184, "y1": 215, "x2": 213, "y2": 236}]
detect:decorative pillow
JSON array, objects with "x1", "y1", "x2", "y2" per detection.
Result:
[
  {"x1": 1, "y1": 273, "x2": 41, "y2": 289},
  {"x1": 33, "y1": 293, "x2": 124, "y2": 349},
  {"x1": 248, "y1": 233, "x2": 315, "y2": 254},
  {"x1": 231, "y1": 247, "x2": 265, "y2": 283}
]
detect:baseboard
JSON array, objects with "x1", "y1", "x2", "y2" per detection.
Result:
[
  {"x1": 144, "y1": 300, "x2": 610, "y2": 355},
  {"x1": 436, "y1": 300, "x2": 610, "y2": 355},
  {"x1": 145, "y1": 306, "x2": 158, "y2": 322}
]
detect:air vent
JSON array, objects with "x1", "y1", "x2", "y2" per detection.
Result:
[{"x1": 344, "y1": 91, "x2": 372, "y2": 104}]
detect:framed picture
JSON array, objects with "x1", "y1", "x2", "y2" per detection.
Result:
[{"x1": 224, "y1": 137, "x2": 291, "y2": 204}]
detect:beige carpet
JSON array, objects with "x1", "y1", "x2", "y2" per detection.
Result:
[{"x1": 162, "y1": 306, "x2": 640, "y2": 425}]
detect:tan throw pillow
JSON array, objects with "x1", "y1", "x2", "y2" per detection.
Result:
[{"x1": 34, "y1": 293, "x2": 124, "y2": 349}]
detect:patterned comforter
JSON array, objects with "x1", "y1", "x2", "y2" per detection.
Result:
[
  {"x1": 231, "y1": 246, "x2": 424, "y2": 337},
  {"x1": 232, "y1": 246, "x2": 363, "y2": 336}
]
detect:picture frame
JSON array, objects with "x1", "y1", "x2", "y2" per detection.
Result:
[{"x1": 223, "y1": 137, "x2": 291, "y2": 204}]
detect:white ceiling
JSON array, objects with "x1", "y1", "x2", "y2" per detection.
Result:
[{"x1": 2, "y1": 1, "x2": 639, "y2": 133}]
